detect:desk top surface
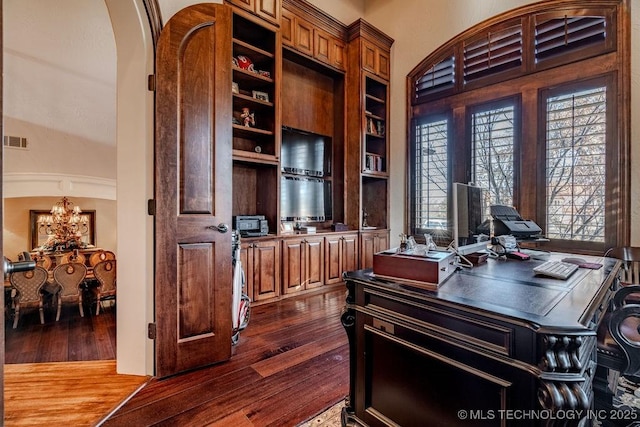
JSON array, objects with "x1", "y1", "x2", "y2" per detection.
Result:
[{"x1": 345, "y1": 252, "x2": 619, "y2": 331}]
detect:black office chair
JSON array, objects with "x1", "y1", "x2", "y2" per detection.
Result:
[{"x1": 594, "y1": 247, "x2": 640, "y2": 418}]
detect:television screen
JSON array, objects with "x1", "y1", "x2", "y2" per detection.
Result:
[
  {"x1": 281, "y1": 176, "x2": 332, "y2": 222},
  {"x1": 280, "y1": 127, "x2": 332, "y2": 223},
  {"x1": 281, "y1": 127, "x2": 330, "y2": 177}
]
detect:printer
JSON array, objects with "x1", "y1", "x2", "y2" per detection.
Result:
[
  {"x1": 489, "y1": 205, "x2": 542, "y2": 238},
  {"x1": 234, "y1": 215, "x2": 269, "y2": 237}
]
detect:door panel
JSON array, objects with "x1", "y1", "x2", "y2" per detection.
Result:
[
  {"x1": 155, "y1": 4, "x2": 233, "y2": 378},
  {"x1": 253, "y1": 240, "x2": 280, "y2": 301},
  {"x1": 283, "y1": 238, "x2": 305, "y2": 294},
  {"x1": 305, "y1": 236, "x2": 324, "y2": 288},
  {"x1": 325, "y1": 235, "x2": 342, "y2": 285},
  {"x1": 343, "y1": 234, "x2": 359, "y2": 273}
]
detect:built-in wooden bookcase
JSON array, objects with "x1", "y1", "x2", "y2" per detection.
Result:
[
  {"x1": 232, "y1": 13, "x2": 278, "y2": 160},
  {"x1": 346, "y1": 20, "x2": 393, "y2": 233},
  {"x1": 363, "y1": 74, "x2": 388, "y2": 176},
  {"x1": 231, "y1": 10, "x2": 281, "y2": 234}
]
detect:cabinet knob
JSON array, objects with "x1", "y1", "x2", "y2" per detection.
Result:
[{"x1": 207, "y1": 223, "x2": 229, "y2": 233}]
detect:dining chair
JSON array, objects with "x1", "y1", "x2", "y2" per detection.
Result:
[
  {"x1": 92, "y1": 259, "x2": 116, "y2": 315},
  {"x1": 32, "y1": 253, "x2": 53, "y2": 271},
  {"x1": 53, "y1": 262, "x2": 87, "y2": 320},
  {"x1": 89, "y1": 250, "x2": 116, "y2": 267},
  {"x1": 9, "y1": 265, "x2": 48, "y2": 328},
  {"x1": 60, "y1": 251, "x2": 87, "y2": 266}
]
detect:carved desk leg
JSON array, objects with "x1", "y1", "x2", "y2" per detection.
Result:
[{"x1": 341, "y1": 278, "x2": 357, "y2": 426}]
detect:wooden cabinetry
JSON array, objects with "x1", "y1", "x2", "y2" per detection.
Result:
[
  {"x1": 361, "y1": 38, "x2": 390, "y2": 80},
  {"x1": 359, "y1": 229, "x2": 389, "y2": 269},
  {"x1": 282, "y1": 235, "x2": 324, "y2": 294},
  {"x1": 325, "y1": 232, "x2": 359, "y2": 285},
  {"x1": 345, "y1": 19, "x2": 393, "y2": 237},
  {"x1": 281, "y1": 0, "x2": 346, "y2": 71},
  {"x1": 226, "y1": 0, "x2": 281, "y2": 25},
  {"x1": 240, "y1": 239, "x2": 281, "y2": 302},
  {"x1": 162, "y1": 1, "x2": 393, "y2": 308},
  {"x1": 231, "y1": 11, "x2": 281, "y2": 234}
]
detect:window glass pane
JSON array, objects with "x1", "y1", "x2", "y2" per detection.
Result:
[
  {"x1": 413, "y1": 118, "x2": 449, "y2": 234},
  {"x1": 545, "y1": 86, "x2": 606, "y2": 242},
  {"x1": 471, "y1": 104, "x2": 515, "y2": 215}
]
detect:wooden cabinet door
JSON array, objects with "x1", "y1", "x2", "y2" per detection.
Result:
[
  {"x1": 360, "y1": 232, "x2": 376, "y2": 269},
  {"x1": 227, "y1": 0, "x2": 254, "y2": 15},
  {"x1": 294, "y1": 16, "x2": 314, "y2": 56},
  {"x1": 305, "y1": 236, "x2": 324, "y2": 289},
  {"x1": 255, "y1": 0, "x2": 280, "y2": 25},
  {"x1": 342, "y1": 233, "x2": 359, "y2": 273},
  {"x1": 281, "y1": 8, "x2": 294, "y2": 47},
  {"x1": 252, "y1": 240, "x2": 281, "y2": 302},
  {"x1": 314, "y1": 29, "x2": 346, "y2": 71},
  {"x1": 155, "y1": 4, "x2": 233, "y2": 378},
  {"x1": 362, "y1": 39, "x2": 378, "y2": 75},
  {"x1": 239, "y1": 242, "x2": 254, "y2": 300},
  {"x1": 361, "y1": 39, "x2": 390, "y2": 79},
  {"x1": 326, "y1": 233, "x2": 359, "y2": 284},
  {"x1": 325, "y1": 235, "x2": 342, "y2": 285},
  {"x1": 283, "y1": 236, "x2": 324, "y2": 293},
  {"x1": 376, "y1": 230, "x2": 390, "y2": 253},
  {"x1": 282, "y1": 237, "x2": 305, "y2": 294},
  {"x1": 377, "y1": 50, "x2": 390, "y2": 80}
]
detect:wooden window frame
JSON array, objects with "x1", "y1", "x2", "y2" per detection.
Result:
[{"x1": 407, "y1": 0, "x2": 630, "y2": 254}]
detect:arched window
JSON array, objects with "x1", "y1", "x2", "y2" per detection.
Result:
[{"x1": 407, "y1": 0, "x2": 630, "y2": 254}]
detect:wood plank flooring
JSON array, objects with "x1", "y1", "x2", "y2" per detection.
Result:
[
  {"x1": 5, "y1": 300, "x2": 116, "y2": 363},
  {"x1": 102, "y1": 287, "x2": 350, "y2": 426},
  {"x1": 4, "y1": 360, "x2": 149, "y2": 427}
]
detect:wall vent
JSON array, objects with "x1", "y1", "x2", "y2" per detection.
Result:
[{"x1": 3, "y1": 135, "x2": 28, "y2": 149}]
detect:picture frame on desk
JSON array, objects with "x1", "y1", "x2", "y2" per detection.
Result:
[{"x1": 281, "y1": 222, "x2": 294, "y2": 233}]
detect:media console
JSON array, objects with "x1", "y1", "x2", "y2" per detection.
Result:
[{"x1": 340, "y1": 254, "x2": 620, "y2": 426}]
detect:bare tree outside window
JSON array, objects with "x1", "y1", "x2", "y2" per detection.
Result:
[
  {"x1": 471, "y1": 105, "x2": 515, "y2": 216},
  {"x1": 413, "y1": 118, "x2": 449, "y2": 237},
  {"x1": 545, "y1": 87, "x2": 607, "y2": 242}
]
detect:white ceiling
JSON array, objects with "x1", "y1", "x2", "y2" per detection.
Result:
[{"x1": 3, "y1": 0, "x2": 117, "y2": 146}]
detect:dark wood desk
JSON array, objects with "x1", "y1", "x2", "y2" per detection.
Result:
[{"x1": 341, "y1": 254, "x2": 621, "y2": 426}]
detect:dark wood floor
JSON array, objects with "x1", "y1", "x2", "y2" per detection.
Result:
[
  {"x1": 4, "y1": 297, "x2": 116, "y2": 363},
  {"x1": 102, "y1": 287, "x2": 349, "y2": 427}
]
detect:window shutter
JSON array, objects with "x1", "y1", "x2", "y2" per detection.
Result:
[
  {"x1": 414, "y1": 56, "x2": 455, "y2": 102},
  {"x1": 463, "y1": 24, "x2": 522, "y2": 83},
  {"x1": 535, "y1": 16, "x2": 606, "y2": 62}
]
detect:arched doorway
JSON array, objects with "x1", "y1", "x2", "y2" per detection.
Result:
[{"x1": 2, "y1": 0, "x2": 155, "y2": 379}]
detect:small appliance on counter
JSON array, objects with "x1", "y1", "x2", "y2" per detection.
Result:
[{"x1": 234, "y1": 215, "x2": 269, "y2": 237}]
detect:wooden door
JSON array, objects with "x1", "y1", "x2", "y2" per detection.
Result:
[{"x1": 155, "y1": 4, "x2": 233, "y2": 378}]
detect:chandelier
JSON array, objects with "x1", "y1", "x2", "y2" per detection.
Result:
[{"x1": 37, "y1": 196, "x2": 89, "y2": 251}]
